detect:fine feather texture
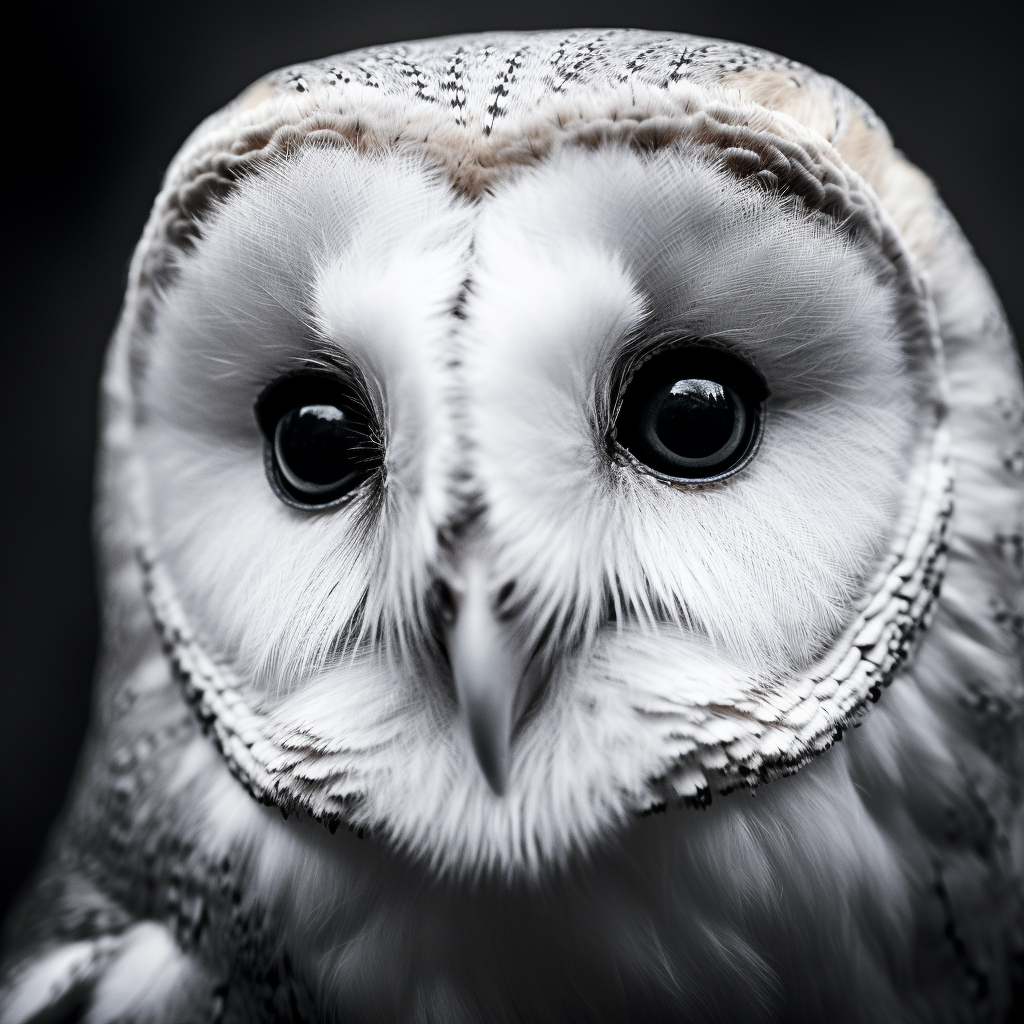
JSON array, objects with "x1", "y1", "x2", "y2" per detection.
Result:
[
  {"x1": 133, "y1": 142, "x2": 920, "y2": 870},
  {"x1": 141, "y1": 151, "x2": 474, "y2": 688},
  {"x1": 2, "y1": 29, "x2": 1020, "y2": 1024}
]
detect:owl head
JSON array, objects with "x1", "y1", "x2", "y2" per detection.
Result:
[{"x1": 108, "y1": 30, "x2": 951, "y2": 876}]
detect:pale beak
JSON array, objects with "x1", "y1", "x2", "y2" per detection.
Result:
[{"x1": 444, "y1": 559, "x2": 530, "y2": 795}]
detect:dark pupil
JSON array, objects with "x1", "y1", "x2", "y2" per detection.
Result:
[
  {"x1": 276, "y1": 404, "x2": 353, "y2": 487},
  {"x1": 655, "y1": 379, "x2": 735, "y2": 459}
]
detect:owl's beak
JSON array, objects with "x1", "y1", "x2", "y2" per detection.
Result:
[{"x1": 444, "y1": 559, "x2": 530, "y2": 796}]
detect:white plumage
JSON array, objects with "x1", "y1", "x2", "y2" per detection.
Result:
[{"x1": 2, "y1": 29, "x2": 1021, "y2": 1024}]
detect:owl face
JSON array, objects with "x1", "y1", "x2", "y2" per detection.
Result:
[{"x1": 137, "y1": 136, "x2": 932, "y2": 873}]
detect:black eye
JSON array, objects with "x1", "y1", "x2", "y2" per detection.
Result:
[
  {"x1": 615, "y1": 346, "x2": 768, "y2": 482},
  {"x1": 255, "y1": 372, "x2": 381, "y2": 507}
]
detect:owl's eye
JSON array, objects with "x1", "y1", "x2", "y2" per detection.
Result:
[
  {"x1": 255, "y1": 372, "x2": 380, "y2": 507},
  {"x1": 616, "y1": 346, "x2": 768, "y2": 482}
]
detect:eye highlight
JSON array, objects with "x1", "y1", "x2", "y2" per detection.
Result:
[
  {"x1": 255, "y1": 372, "x2": 381, "y2": 508},
  {"x1": 615, "y1": 346, "x2": 768, "y2": 482}
]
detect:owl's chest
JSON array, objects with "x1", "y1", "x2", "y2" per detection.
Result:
[{"x1": 156, "y1": 749, "x2": 928, "y2": 1024}]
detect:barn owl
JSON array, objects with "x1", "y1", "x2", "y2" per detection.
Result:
[{"x1": 1, "y1": 28, "x2": 1021, "y2": 1024}]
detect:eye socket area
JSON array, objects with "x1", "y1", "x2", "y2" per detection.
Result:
[
  {"x1": 615, "y1": 345, "x2": 768, "y2": 482},
  {"x1": 255, "y1": 371, "x2": 381, "y2": 508}
]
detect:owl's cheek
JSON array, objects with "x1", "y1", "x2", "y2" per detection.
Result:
[
  {"x1": 588, "y1": 627, "x2": 761, "y2": 718},
  {"x1": 137, "y1": 430, "x2": 388, "y2": 676}
]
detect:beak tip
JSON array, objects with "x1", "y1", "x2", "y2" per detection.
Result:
[
  {"x1": 485, "y1": 768, "x2": 508, "y2": 798},
  {"x1": 468, "y1": 726, "x2": 510, "y2": 797},
  {"x1": 444, "y1": 557, "x2": 524, "y2": 800},
  {"x1": 485, "y1": 774, "x2": 508, "y2": 798}
]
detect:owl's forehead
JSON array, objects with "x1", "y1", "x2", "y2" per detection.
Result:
[
  {"x1": 145, "y1": 29, "x2": 873, "y2": 297},
  {"x1": 246, "y1": 29, "x2": 809, "y2": 134}
]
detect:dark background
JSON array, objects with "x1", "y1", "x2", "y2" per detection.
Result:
[{"x1": 3, "y1": 1, "x2": 1019, "y2": 922}]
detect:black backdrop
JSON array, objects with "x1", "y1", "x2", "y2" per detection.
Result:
[{"x1": 3, "y1": 1, "x2": 1019, "y2": 923}]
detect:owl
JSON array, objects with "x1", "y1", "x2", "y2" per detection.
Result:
[{"x1": 1, "y1": 28, "x2": 1021, "y2": 1024}]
